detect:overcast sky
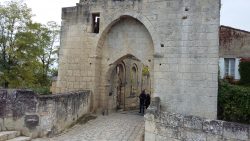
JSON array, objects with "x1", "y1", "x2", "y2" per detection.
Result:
[
  {"x1": 24, "y1": 0, "x2": 79, "y2": 25},
  {"x1": 3, "y1": 0, "x2": 250, "y2": 31},
  {"x1": 220, "y1": 0, "x2": 250, "y2": 31}
]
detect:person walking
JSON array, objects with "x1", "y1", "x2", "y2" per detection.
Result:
[
  {"x1": 145, "y1": 93, "x2": 151, "y2": 109},
  {"x1": 139, "y1": 90, "x2": 146, "y2": 114}
]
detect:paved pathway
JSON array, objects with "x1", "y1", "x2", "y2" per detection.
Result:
[{"x1": 33, "y1": 111, "x2": 144, "y2": 141}]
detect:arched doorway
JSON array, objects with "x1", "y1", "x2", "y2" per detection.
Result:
[
  {"x1": 108, "y1": 55, "x2": 151, "y2": 111},
  {"x1": 96, "y1": 16, "x2": 154, "y2": 112},
  {"x1": 111, "y1": 62, "x2": 126, "y2": 110}
]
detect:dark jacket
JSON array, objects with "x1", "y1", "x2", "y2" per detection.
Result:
[
  {"x1": 145, "y1": 94, "x2": 151, "y2": 108},
  {"x1": 139, "y1": 92, "x2": 146, "y2": 104}
]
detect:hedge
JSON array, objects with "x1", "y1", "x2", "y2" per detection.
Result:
[
  {"x1": 30, "y1": 86, "x2": 51, "y2": 95},
  {"x1": 239, "y1": 58, "x2": 250, "y2": 85},
  {"x1": 218, "y1": 81, "x2": 250, "y2": 124}
]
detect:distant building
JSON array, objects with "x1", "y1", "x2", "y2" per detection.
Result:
[{"x1": 219, "y1": 25, "x2": 250, "y2": 80}]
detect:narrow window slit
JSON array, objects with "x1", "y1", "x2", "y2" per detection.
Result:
[{"x1": 92, "y1": 13, "x2": 100, "y2": 33}]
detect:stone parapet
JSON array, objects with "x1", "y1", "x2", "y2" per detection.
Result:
[
  {"x1": 145, "y1": 97, "x2": 250, "y2": 141},
  {"x1": 0, "y1": 89, "x2": 91, "y2": 138}
]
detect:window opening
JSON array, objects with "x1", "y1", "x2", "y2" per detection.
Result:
[
  {"x1": 224, "y1": 58, "x2": 235, "y2": 78},
  {"x1": 92, "y1": 13, "x2": 100, "y2": 33}
]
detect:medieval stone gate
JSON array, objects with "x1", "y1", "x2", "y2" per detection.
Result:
[
  {"x1": 56, "y1": 0, "x2": 220, "y2": 119},
  {"x1": 1, "y1": 1, "x2": 250, "y2": 141}
]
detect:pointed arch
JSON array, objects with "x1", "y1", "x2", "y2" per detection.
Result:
[{"x1": 96, "y1": 11, "x2": 159, "y2": 58}]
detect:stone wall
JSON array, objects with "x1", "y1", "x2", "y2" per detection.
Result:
[
  {"x1": 145, "y1": 97, "x2": 250, "y2": 141},
  {"x1": 57, "y1": 0, "x2": 220, "y2": 118},
  {"x1": 0, "y1": 89, "x2": 90, "y2": 138}
]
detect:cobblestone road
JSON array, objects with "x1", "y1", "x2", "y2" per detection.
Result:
[{"x1": 33, "y1": 111, "x2": 144, "y2": 141}]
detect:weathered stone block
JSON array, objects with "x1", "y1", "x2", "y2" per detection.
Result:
[
  {"x1": 24, "y1": 115, "x2": 39, "y2": 129},
  {"x1": 144, "y1": 116, "x2": 154, "y2": 127},
  {"x1": 203, "y1": 120, "x2": 223, "y2": 136},
  {"x1": 206, "y1": 134, "x2": 223, "y2": 141},
  {"x1": 160, "y1": 112, "x2": 184, "y2": 127},
  {"x1": 155, "y1": 123, "x2": 180, "y2": 139},
  {"x1": 144, "y1": 131, "x2": 156, "y2": 141},
  {"x1": 222, "y1": 122, "x2": 249, "y2": 140},
  {"x1": 155, "y1": 135, "x2": 180, "y2": 141},
  {"x1": 180, "y1": 130, "x2": 206, "y2": 141},
  {"x1": 183, "y1": 115, "x2": 203, "y2": 130}
]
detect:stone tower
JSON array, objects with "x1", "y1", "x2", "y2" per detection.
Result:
[{"x1": 56, "y1": 0, "x2": 220, "y2": 119}]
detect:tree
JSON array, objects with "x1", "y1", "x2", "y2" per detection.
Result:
[
  {"x1": 13, "y1": 22, "x2": 50, "y2": 87},
  {"x1": 0, "y1": 1, "x2": 32, "y2": 88},
  {"x1": 38, "y1": 21, "x2": 60, "y2": 86},
  {"x1": 0, "y1": 1, "x2": 60, "y2": 90}
]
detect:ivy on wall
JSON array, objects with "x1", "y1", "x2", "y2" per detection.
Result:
[{"x1": 142, "y1": 66, "x2": 150, "y2": 77}]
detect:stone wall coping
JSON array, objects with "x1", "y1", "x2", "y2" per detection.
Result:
[
  {"x1": 0, "y1": 89, "x2": 90, "y2": 99},
  {"x1": 38, "y1": 90, "x2": 90, "y2": 99},
  {"x1": 0, "y1": 89, "x2": 91, "y2": 105}
]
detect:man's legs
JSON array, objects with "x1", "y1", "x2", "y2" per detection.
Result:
[
  {"x1": 139, "y1": 102, "x2": 142, "y2": 113},
  {"x1": 142, "y1": 104, "x2": 145, "y2": 114}
]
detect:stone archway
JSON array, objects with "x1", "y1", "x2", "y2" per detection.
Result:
[
  {"x1": 106, "y1": 54, "x2": 151, "y2": 111},
  {"x1": 96, "y1": 16, "x2": 154, "y2": 112},
  {"x1": 109, "y1": 61, "x2": 126, "y2": 110}
]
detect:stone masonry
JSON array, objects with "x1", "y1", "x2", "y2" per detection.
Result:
[
  {"x1": 56, "y1": 0, "x2": 220, "y2": 119},
  {"x1": 0, "y1": 89, "x2": 90, "y2": 138},
  {"x1": 144, "y1": 97, "x2": 250, "y2": 141}
]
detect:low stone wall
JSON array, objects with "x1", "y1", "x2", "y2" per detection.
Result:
[
  {"x1": 0, "y1": 89, "x2": 91, "y2": 138},
  {"x1": 145, "y1": 97, "x2": 250, "y2": 141}
]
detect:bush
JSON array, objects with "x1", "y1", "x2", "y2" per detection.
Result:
[
  {"x1": 239, "y1": 58, "x2": 250, "y2": 85},
  {"x1": 30, "y1": 87, "x2": 51, "y2": 95},
  {"x1": 218, "y1": 81, "x2": 250, "y2": 124}
]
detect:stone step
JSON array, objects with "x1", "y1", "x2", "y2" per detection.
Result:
[
  {"x1": 0, "y1": 131, "x2": 20, "y2": 141},
  {"x1": 6, "y1": 137, "x2": 31, "y2": 141}
]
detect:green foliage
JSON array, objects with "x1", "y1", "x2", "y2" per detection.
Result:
[
  {"x1": 0, "y1": 1, "x2": 32, "y2": 87},
  {"x1": 0, "y1": 1, "x2": 60, "y2": 94},
  {"x1": 49, "y1": 68, "x2": 58, "y2": 77},
  {"x1": 218, "y1": 81, "x2": 250, "y2": 124},
  {"x1": 239, "y1": 60, "x2": 250, "y2": 85},
  {"x1": 30, "y1": 86, "x2": 51, "y2": 95},
  {"x1": 142, "y1": 66, "x2": 150, "y2": 77}
]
